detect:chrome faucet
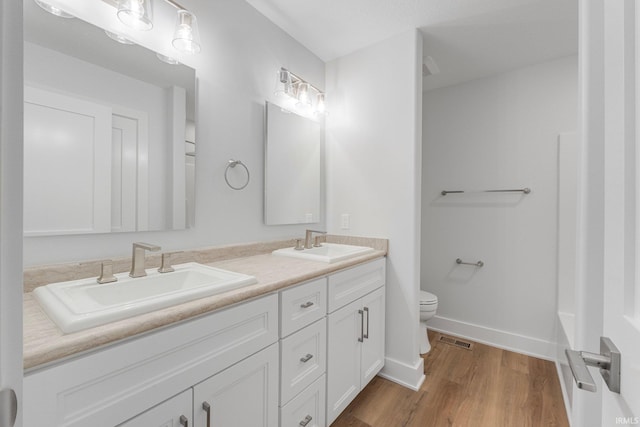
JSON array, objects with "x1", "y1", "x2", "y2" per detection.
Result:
[
  {"x1": 129, "y1": 242, "x2": 161, "y2": 278},
  {"x1": 304, "y1": 229, "x2": 327, "y2": 249}
]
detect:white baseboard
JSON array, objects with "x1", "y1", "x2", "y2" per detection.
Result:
[
  {"x1": 428, "y1": 315, "x2": 556, "y2": 361},
  {"x1": 378, "y1": 356, "x2": 425, "y2": 391}
]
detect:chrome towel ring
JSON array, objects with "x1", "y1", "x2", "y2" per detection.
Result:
[{"x1": 224, "y1": 159, "x2": 250, "y2": 190}]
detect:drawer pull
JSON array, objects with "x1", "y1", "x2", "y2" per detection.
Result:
[
  {"x1": 300, "y1": 301, "x2": 314, "y2": 309},
  {"x1": 202, "y1": 401, "x2": 211, "y2": 427},
  {"x1": 299, "y1": 415, "x2": 313, "y2": 426},
  {"x1": 358, "y1": 309, "x2": 364, "y2": 342},
  {"x1": 364, "y1": 307, "x2": 370, "y2": 339},
  {"x1": 179, "y1": 415, "x2": 189, "y2": 427},
  {"x1": 300, "y1": 353, "x2": 314, "y2": 363}
]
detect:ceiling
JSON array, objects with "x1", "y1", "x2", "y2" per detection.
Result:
[{"x1": 245, "y1": 0, "x2": 578, "y2": 91}]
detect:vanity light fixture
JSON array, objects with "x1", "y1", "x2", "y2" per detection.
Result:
[
  {"x1": 274, "y1": 67, "x2": 328, "y2": 116},
  {"x1": 34, "y1": 0, "x2": 74, "y2": 18},
  {"x1": 171, "y1": 8, "x2": 201, "y2": 54},
  {"x1": 117, "y1": 0, "x2": 153, "y2": 31}
]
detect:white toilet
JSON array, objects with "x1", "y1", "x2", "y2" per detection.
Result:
[{"x1": 419, "y1": 290, "x2": 438, "y2": 354}]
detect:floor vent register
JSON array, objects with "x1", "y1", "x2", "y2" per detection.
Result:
[{"x1": 438, "y1": 334, "x2": 473, "y2": 350}]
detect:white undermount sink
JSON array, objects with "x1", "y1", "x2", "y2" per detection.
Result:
[
  {"x1": 33, "y1": 262, "x2": 257, "y2": 334},
  {"x1": 272, "y1": 243, "x2": 375, "y2": 263}
]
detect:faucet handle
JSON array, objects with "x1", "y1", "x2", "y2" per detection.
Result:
[
  {"x1": 158, "y1": 251, "x2": 181, "y2": 273},
  {"x1": 313, "y1": 235, "x2": 325, "y2": 247},
  {"x1": 97, "y1": 260, "x2": 118, "y2": 284},
  {"x1": 294, "y1": 239, "x2": 304, "y2": 251}
]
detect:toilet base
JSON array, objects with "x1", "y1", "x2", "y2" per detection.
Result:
[{"x1": 420, "y1": 322, "x2": 431, "y2": 354}]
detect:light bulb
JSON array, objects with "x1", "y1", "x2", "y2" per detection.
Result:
[
  {"x1": 296, "y1": 83, "x2": 311, "y2": 107},
  {"x1": 315, "y1": 93, "x2": 328, "y2": 115},
  {"x1": 117, "y1": 0, "x2": 153, "y2": 31}
]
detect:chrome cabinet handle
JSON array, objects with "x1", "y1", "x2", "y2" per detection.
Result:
[
  {"x1": 299, "y1": 415, "x2": 313, "y2": 426},
  {"x1": 300, "y1": 353, "x2": 313, "y2": 363},
  {"x1": 363, "y1": 307, "x2": 370, "y2": 339},
  {"x1": 179, "y1": 415, "x2": 188, "y2": 427},
  {"x1": 358, "y1": 309, "x2": 364, "y2": 342},
  {"x1": 300, "y1": 301, "x2": 314, "y2": 309},
  {"x1": 202, "y1": 401, "x2": 211, "y2": 427}
]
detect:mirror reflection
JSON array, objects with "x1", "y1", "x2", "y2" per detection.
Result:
[
  {"x1": 264, "y1": 102, "x2": 321, "y2": 225},
  {"x1": 23, "y1": 0, "x2": 196, "y2": 236}
]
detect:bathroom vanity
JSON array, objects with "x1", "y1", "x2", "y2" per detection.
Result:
[{"x1": 22, "y1": 240, "x2": 386, "y2": 427}]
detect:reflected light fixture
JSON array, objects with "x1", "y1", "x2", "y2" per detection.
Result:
[
  {"x1": 34, "y1": 0, "x2": 74, "y2": 18},
  {"x1": 156, "y1": 52, "x2": 180, "y2": 64},
  {"x1": 171, "y1": 9, "x2": 201, "y2": 54},
  {"x1": 104, "y1": 30, "x2": 135, "y2": 45},
  {"x1": 117, "y1": 0, "x2": 153, "y2": 31},
  {"x1": 274, "y1": 67, "x2": 327, "y2": 115}
]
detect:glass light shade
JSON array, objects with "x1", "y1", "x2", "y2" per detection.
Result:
[
  {"x1": 104, "y1": 30, "x2": 134, "y2": 45},
  {"x1": 315, "y1": 93, "x2": 328, "y2": 115},
  {"x1": 274, "y1": 69, "x2": 294, "y2": 98},
  {"x1": 172, "y1": 10, "x2": 201, "y2": 54},
  {"x1": 296, "y1": 83, "x2": 312, "y2": 107},
  {"x1": 117, "y1": 0, "x2": 153, "y2": 31},
  {"x1": 34, "y1": 0, "x2": 74, "y2": 18}
]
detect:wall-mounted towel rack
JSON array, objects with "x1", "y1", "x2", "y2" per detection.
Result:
[
  {"x1": 456, "y1": 258, "x2": 484, "y2": 267},
  {"x1": 441, "y1": 188, "x2": 531, "y2": 196}
]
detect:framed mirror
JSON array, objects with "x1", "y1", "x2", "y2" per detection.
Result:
[
  {"x1": 264, "y1": 101, "x2": 321, "y2": 225},
  {"x1": 23, "y1": 0, "x2": 196, "y2": 236}
]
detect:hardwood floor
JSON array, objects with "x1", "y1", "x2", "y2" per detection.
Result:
[{"x1": 331, "y1": 331, "x2": 568, "y2": 427}]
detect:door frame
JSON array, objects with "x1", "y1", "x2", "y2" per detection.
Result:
[{"x1": 0, "y1": 1, "x2": 25, "y2": 426}]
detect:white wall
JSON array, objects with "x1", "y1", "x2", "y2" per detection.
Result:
[
  {"x1": 23, "y1": 0, "x2": 325, "y2": 266},
  {"x1": 422, "y1": 55, "x2": 578, "y2": 359},
  {"x1": 326, "y1": 30, "x2": 425, "y2": 389}
]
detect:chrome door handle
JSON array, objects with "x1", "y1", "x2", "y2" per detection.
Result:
[
  {"x1": 358, "y1": 309, "x2": 364, "y2": 342},
  {"x1": 179, "y1": 415, "x2": 188, "y2": 427},
  {"x1": 299, "y1": 415, "x2": 313, "y2": 426},
  {"x1": 363, "y1": 307, "x2": 370, "y2": 339},
  {"x1": 0, "y1": 389, "x2": 17, "y2": 427},
  {"x1": 565, "y1": 336, "x2": 621, "y2": 393},
  {"x1": 202, "y1": 401, "x2": 211, "y2": 427}
]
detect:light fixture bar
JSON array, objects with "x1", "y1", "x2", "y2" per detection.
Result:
[
  {"x1": 285, "y1": 68, "x2": 324, "y2": 96},
  {"x1": 164, "y1": 0, "x2": 187, "y2": 11}
]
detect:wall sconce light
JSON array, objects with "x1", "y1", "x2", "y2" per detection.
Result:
[
  {"x1": 274, "y1": 67, "x2": 327, "y2": 116},
  {"x1": 117, "y1": 0, "x2": 153, "y2": 31},
  {"x1": 171, "y1": 9, "x2": 201, "y2": 54},
  {"x1": 34, "y1": 0, "x2": 74, "y2": 18}
]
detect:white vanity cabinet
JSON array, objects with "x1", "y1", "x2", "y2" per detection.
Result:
[
  {"x1": 24, "y1": 294, "x2": 279, "y2": 427},
  {"x1": 326, "y1": 259, "x2": 386, "y2": 425}
]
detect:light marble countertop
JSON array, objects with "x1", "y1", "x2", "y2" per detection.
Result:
[{"x1": 24, "y1": 236, "x2": 387, "y2": 371}]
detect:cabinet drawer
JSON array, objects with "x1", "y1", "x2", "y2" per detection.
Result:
[
  {"x1": 280, "y1": 318, "x2": 326, "y2": 405},
  {"x1": 280, "y1": 277, "x2": 327, "y2": 337},
  {"x1": 280, "y1": 374, "x2": 326, "y2": 427},
  {"x1": 328, "y1": 258, "x2": 385, "y2": 313}
]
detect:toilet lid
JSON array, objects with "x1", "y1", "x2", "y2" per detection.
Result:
[{"x1": 420, "y1": 290, "x2": 437, "y2": 304}]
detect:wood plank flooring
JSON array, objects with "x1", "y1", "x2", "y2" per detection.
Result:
[{"x1": 331, "y1": 331, "x2": 568, "y2": 427}]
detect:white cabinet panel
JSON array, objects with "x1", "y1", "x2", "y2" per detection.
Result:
[
  {"x1": 280, "y1": 277, "x2": 327, "y2": 337},
  {"x1": 280, "y1": 318, "x2": 326, "y2": 404},
  {"x1": 118, "y1": 390, "x2": 192, "y2": 427},
  {"x1": 360, "y1": 287, "x2": 385, "y2": 386},
  {"x1": 280, "y1": 375, "x2": 326, "y2": 427},
  {"x1": 326, "y1": 298, "x2": 362, "y2": 424},
  {"x1": 327, "y1": 258, "x2": 385, "y2": 313},
  {"x1": 193, "y1": 343, "x2": 279, "y2": 427}
]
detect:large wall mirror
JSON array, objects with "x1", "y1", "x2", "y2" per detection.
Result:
[
  {"x1": 23, "y1": 1, "x2": 196, "y2": 236},
  {"x1": 264, "y1": 102, "x2": 321, "y2": 225}
]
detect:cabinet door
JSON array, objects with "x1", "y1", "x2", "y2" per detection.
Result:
[
  {"x1": 326, "y1": 298, "x2": 362, "y2": 425},
  {"x1": 360, "y1": 286, "x2": 385, "y2": 387},
  {"x1": 193, "y1": 343, "x2": 279, "y2": 427},
  {"x1": 117, "y1": 389, "x2": 192, "y2": 427}
]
